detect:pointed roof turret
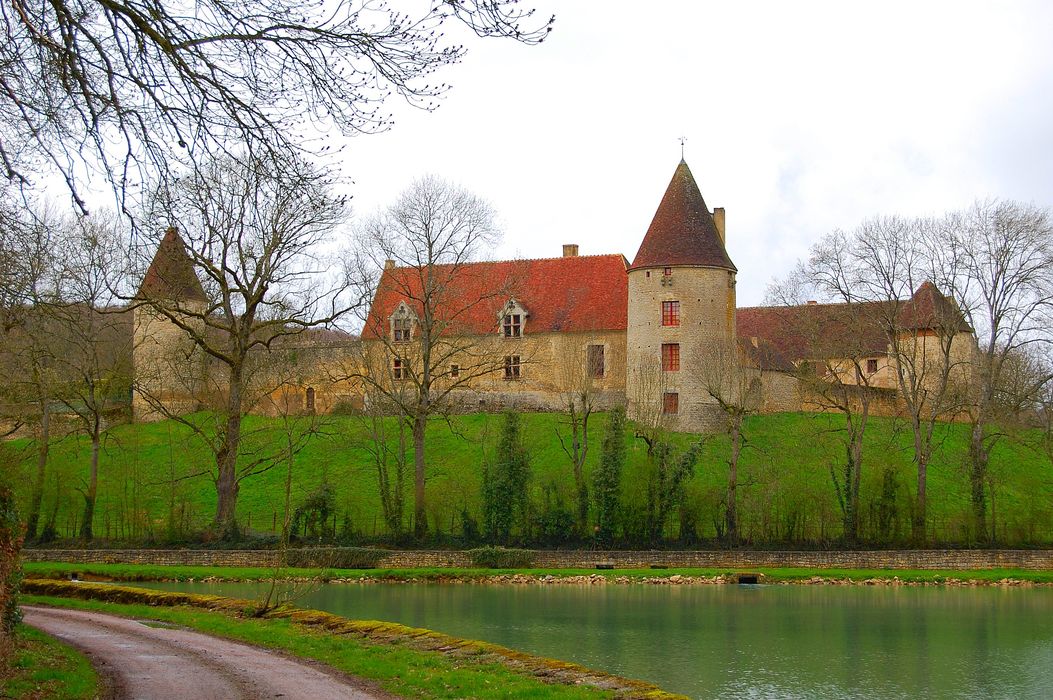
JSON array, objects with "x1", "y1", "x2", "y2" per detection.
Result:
[
  {"x1": 629, "y1": 160, "x2": 736, "y2": 272},
  {"x1": 137, "y1": 227, "x2": 207, "y2": 302}
]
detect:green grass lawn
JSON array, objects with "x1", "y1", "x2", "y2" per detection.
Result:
[
  {"x1": 11, "y1": 411, "x2": 1053, "y2": 545},
  {"x1": 2, "y1": 625, "x2": 99, "y2": 700},
  {"x1": 19, "y1": 593, "x2": 640, "y2": 699},
  {"x1": 23, "y1": 561, "x2": 1053, "y2": 584}
]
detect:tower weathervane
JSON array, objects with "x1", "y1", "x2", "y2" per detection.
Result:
[{"x1": 678, "y1": 136, "x2": 686, "y2": 161}]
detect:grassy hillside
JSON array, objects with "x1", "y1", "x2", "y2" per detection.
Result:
[{"x1": 9, "y1": 411, "x2": 1053, "y2": 546}]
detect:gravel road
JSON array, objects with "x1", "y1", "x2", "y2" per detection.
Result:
[{"x1": 23, "y1": 606, "x2": 395, "y2": 699}]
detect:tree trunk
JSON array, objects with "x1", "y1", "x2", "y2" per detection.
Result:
[
  {"x1": 412, "y1": 413, "x2": 427, "y2": 540},
  {"x1": 913, "y1": 463, "x2": 927, "y2": 545},
  {"x1": 79, "y1": 431, "x2": 101, "y2": 542},
  {"x1": 214, "y1": 373, "x2": 244, "y2": 536},
  {"x1": 25, "y1": 403, "x2": 51, "y2": 540},
  {"x1": 969, "y1": 419, "x2": 989, "y2": 542},
  {"x1": 727, "y1": 417, "x2": 740, "y2": 545}
]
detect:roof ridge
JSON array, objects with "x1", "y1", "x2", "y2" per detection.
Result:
[{"x1": 385, "y1": 253, "x2": 627, "y2": 269}]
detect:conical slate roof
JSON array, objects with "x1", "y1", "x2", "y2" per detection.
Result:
[
  {"x1": 138, "y1": 227, "x2": 207, "y2": 302},
  {"x1": 629, "y1": 160, "x2": 736, "y2": 271}
]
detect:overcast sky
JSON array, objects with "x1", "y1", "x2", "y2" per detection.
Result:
[{"x1": 329, "y1": 0, "x2": 1053, "y2": 306}]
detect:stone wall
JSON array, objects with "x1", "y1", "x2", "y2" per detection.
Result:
[{"x1": 22, "y1": 548, "x2": 1053, "y2": 571}]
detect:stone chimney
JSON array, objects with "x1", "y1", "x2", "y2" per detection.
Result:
[
  {"x1": 562, "y1": 244, "x2": 579, "y2": 258},
  {"x1": 712, "y1": 208, "x2": 726, "y2": 246},
  {"x1": 384, "y1": 259, "x2": 395, "y2": 270}
]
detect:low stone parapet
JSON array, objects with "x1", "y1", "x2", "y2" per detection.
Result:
[{"x1": 20, "y1": 548, "x2": 1053, "y2": 570}]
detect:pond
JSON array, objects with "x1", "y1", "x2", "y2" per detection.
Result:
[{"x1": 139, "y1": 580, "x2": 1053, "y2": 699}]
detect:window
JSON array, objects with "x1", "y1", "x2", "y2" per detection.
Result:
[
  {"x1": 587, "y1": 344, "x2": 605, "y2": 378},
  {"x1": 867, "y1": 358, "x2": 879, "y2": 374},
  {"x1": 663, "y1": 392, "x2": 679, "y2": 414},
  {"x1": 393, "y1": 317, "x2": 412, "y2": 342},
  {"x1": 450, "y1": 364, "x2": 460, "y2": 379},
  {"x1": 305, "y1": 387, "x2": 316, "y2": 413},
  {"x1": 504, "y1": 355, "x2": 521, "y2": 380},
  {"x1": 661, "y1": 301, "x2": 680, "y2": 327},
  {"x1": 661, "y1": 343, "x2": 680, "y2": 372},
  {"x1": 393, "y1": 358, "x2": 407, "y2": 381},
  {"x1": 503, "y1": 313, "x2": 522, "y2": 338},
  {"x1": 663, "y1": 267, "x2": 672, "y2": 277}
]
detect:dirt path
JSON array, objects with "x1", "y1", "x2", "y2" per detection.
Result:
[{"x1": 23, "y1": 606, "x2": 395, "y2": 700}]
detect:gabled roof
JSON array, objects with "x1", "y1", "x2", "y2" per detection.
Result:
[
  {"x1": 138, "y1": 227, "x2": 206, "y2": 302},
  {"x1": 629, "y1": 160, "x2": 736, "y2": 272},
  {"x1": 362, "y1": 254, "x2": 629, "y2": 338}
]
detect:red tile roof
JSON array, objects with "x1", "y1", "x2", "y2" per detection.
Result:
[
  {"x1": 737, "y1": 282, "x2": 971, "y2": 364},
  {"x1": 629, "y1": 160, "x2": 736, "y2": 272},
  {"x1": 362, "y1": 254, "x2": 629, "y2": 338},
  {"x1": 897, "y1": 280, "x2": 972, "y2": 332},
  {"x1": 737, "y1": 302, "x2": 891, "y2": 362},
  {"x1": 138, "y1": 227, "x2": 206, "y2": 302}
]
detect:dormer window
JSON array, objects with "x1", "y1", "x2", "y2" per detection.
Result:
[
  {"x1": 503, "y1": 314, "x2": 522, "y2": 337},
  {"x1": 498, "y1": 299, "x2": 529, "y2": 338},
  {"x1": 389, "y1": 301, "x2": 417, "y2": 343}
]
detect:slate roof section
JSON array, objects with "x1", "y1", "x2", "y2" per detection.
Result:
[
  {"x1": 629, "y1": 160, "x2": 736, "y2": 272},
  {"x1": 138, "y1": 227, "x2": 206, "y2": 302},
  {"x1": 363, "y1": 254, "x2": 629, "y2": 338}
]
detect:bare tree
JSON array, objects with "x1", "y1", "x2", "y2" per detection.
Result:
[
  {"x1": 941, "y1": 200, "x2": 1053, "y2": 541},
  {"x1": 697, "y1": 337, "x2": 762, "y2": 544},
  {"x1": 134, "y1": 152, "x2": 355, "y2": 536},
  {"x1": 0, "y1": 203, "x2": 62, "y2": 539},
  {"x1": 1, "y1": 1, "x2": 553, "y2": 211},
  {"x1": 46, "y1": 214, "x2": 132, "y2": 542},
  {"x1": 554, "y1": 344, "x2": 600, "y2": 537},
  {"x1": 769, "y1": 246, "x2": 900, "y2": 543},
  {"x1": 842, "y1": 218, "x2": 970, "y2": 544},
  {"x1": 352, "y1": 175, "x2": 509, "y2": 539}
]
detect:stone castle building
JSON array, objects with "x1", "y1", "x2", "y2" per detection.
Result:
[{"x1": 133, "y1": 159, "x2": 977, "y2": 432}]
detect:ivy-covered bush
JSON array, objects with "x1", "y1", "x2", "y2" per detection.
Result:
[
  {"x1": 1, "y1": 482, "x2": 25, "y2": 639},
  {"x1": 468, "y1": 546, "x2": 535, "y2": 569}
]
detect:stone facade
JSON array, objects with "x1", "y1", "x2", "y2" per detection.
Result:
[{"x1": 129, "y1": 161, "x2": 978, "y2": 433}]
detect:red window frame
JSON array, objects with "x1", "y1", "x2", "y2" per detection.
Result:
[
  {"x1": 663, "y1": 392, "x2": 679, "y2": 414},
  {"x1": 661, "y1": 301, "x2": 680, "y2": 327},
  {"x1": 661, "y1": 343, "x2": 680, "y2": 372}
]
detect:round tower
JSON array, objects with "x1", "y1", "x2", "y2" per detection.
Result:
[
  {"x1": 625, "y1": 160, "x2": 737, "y2": 433},
  {"x1": 132, "y1": 227, "x2": 208, "y2": 421}
]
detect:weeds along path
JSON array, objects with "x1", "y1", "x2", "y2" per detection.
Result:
[{"x1": 22, "y1": 606, "x2": 393, "y2": 700}]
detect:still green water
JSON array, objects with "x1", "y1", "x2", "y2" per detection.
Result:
[{"x1": 140, "y1": 580, "x2": 1053, "y2": 699}]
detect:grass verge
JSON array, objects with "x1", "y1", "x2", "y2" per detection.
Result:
[
  {"x1": 22, "y1": 561, "x2": 1053, "y2": 584},
  {"x1": 22, "y1": 580, "x2": 682, "y2": 699},
  {"x1": 2, "y1": 625, "x2": 99, "y2": 700}
]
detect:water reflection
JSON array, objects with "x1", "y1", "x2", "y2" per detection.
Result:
[{"x1": 140, "y1": 580, "x2": 1053, "y2": 699}]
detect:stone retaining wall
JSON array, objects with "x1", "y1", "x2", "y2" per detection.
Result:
[{"x1": 21, "y1": 548, "x2": 1053, "y2": 570}]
